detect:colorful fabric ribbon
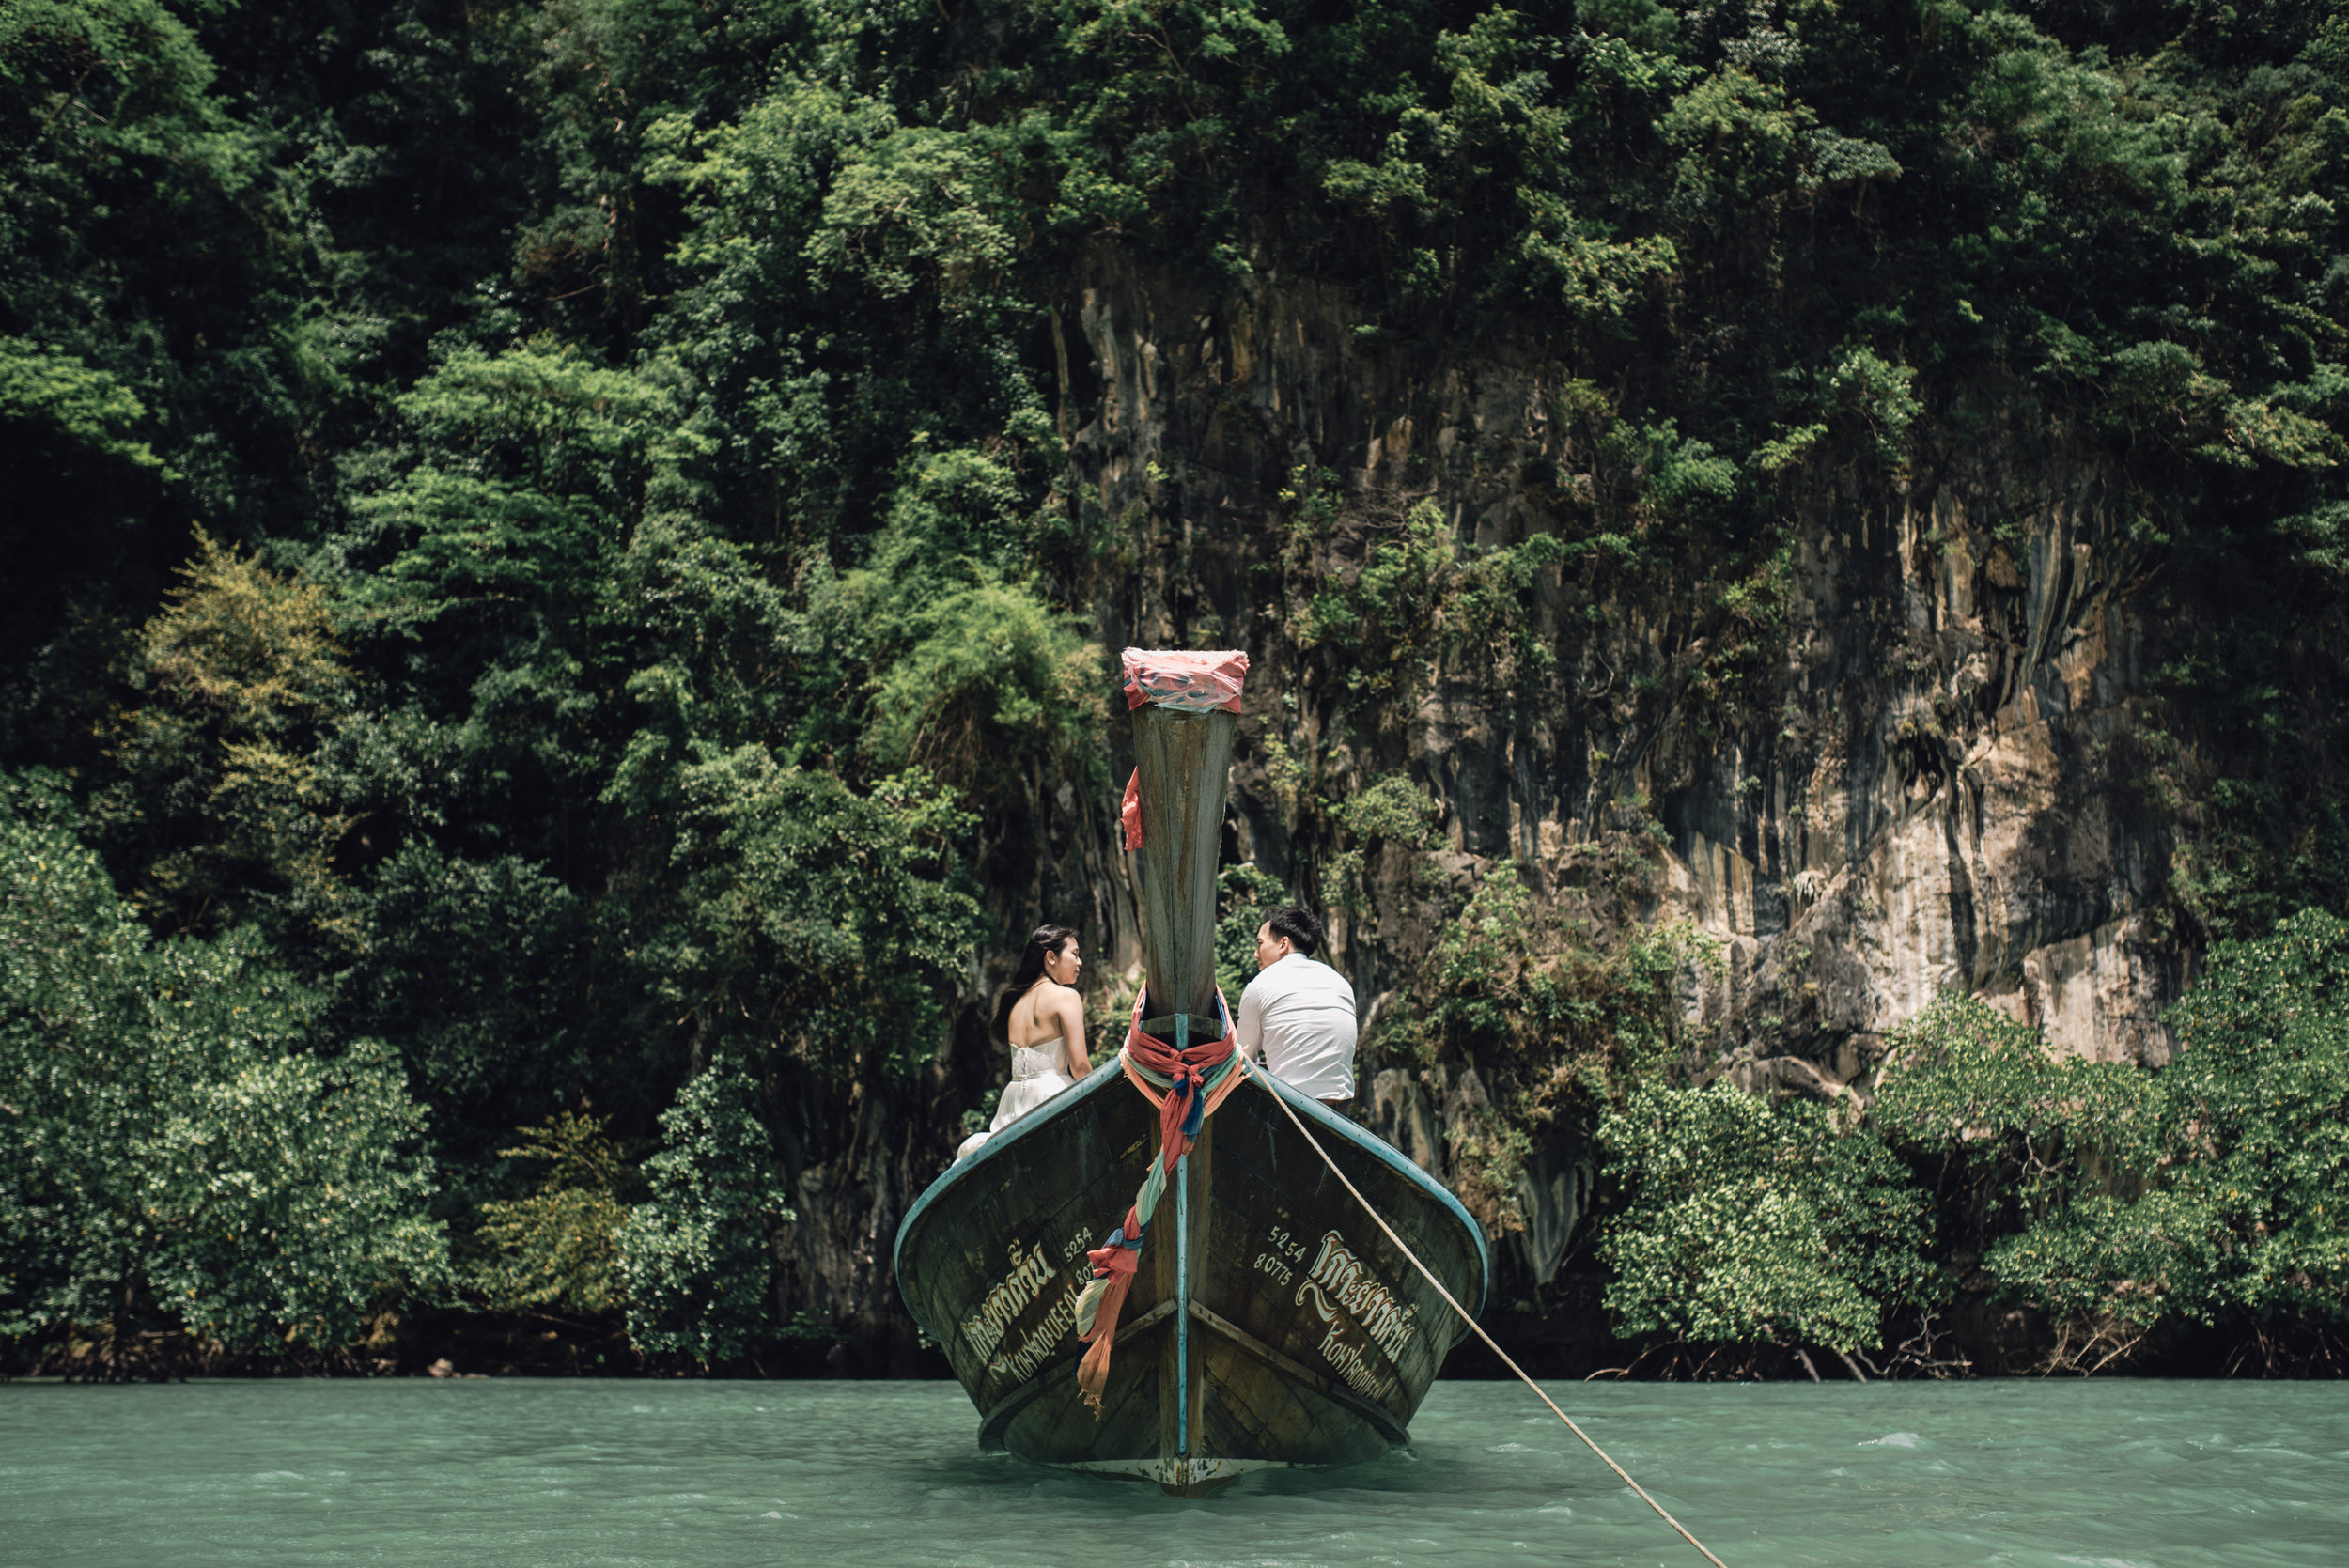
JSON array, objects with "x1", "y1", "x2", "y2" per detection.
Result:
[{"x1": 1070, "y1": 990, "x2": 1243, "y2": 1414}]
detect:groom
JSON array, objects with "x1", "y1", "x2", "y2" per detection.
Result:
[{"x1": 1235, "y1": 906, "x2": 1356, "y2": 1109}]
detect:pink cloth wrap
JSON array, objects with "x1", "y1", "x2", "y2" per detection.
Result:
[
  {"x1": 1117, "y1": 649, "x2": 1249, "y2": 853},
  {"x1": 1120, "y1": 647, "x2": 1249, "y2": 714}
]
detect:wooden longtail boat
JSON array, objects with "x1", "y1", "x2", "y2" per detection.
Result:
[{"x1": 893, "y1": 657, "x2": 1489, "y2": 1496}]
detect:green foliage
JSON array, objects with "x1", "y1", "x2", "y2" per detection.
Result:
[
  {"x1": 322, "y1": 311, "x2": 1000, "y2": 1151},
  {"x1": 1873, "y1": 935, "x2": 2349, "y2": 1363},
  {"x1": 0, "y1": 774, "x2": 447, "y2": 1355},
  {"x1": 808, "y1": 119, "x2": 1036, "y2": 308},
  {"x1": 101, "y1": 536, "x2": 356, "y2": 951},
  {"x1": 1661, "y1": 68, "x2": 1810, "y2": 207},
  {"x1": 859, "y1": 582, "x2": 1101, "y2": 803},
  {"x1": 1330, "y1": 772, "x2": 1443, "y2": 847},
  {"x1": 636, "y1": 753, "x2": 985, "y2": 1086},
  {"x1": 1213, "y1": 862, "x2": 1292, "y2": 1002},
  {"x1": 1323, "y1": 7, "x2": 1678, "y2": 318},
  {"x1": 0, "y1": 337, "x2": 168, "y2": 475},
  {"x1": 343, "y1": 846, "x2": 589, "y2": 1167},
  {"x1": 619, "y1": 1060, "x2": 791, "y2": 1361},
  {"x1": 472, "y1": 1112, "x2": 631, "y2": 1315},
  {"x1": 1873, "y1": 994, "x2": 2169, "y2": 1350},
  {"x1": 0, "y1": 0, "x2": 322, "y2": 689},
  {"x1": 1875, "y1": 993, "x2": 2155, "y2": 1214},
  {"x1": 1814, "y1": 345, "x2": 1923, "y2": 467},
  {"x1": 1397, "y1": 865, "x2": 1705, "y2": 1099},
  {"x1": 1323, "y1": 770, "x2": 1440, "y2": 910},
  {"x1": 388, "y1": 339, "x2": 708, "y2": 510},
  {"x1": 1299, "y1": 501, "x2": 1570, "y2": 715},
  {"x1": 1255, "y1": 734, "x2": 1310, "y2": 825},
  {"x1": 739, "y1": 438, "x2": 1107, "y2": 802},
  {"x1": 350, "y1": 339, "x2": 711, "y2": 692},
  {"x1": 2150, "y1": 910, "x2": 2349, "y2": 1324},
  {"x1": 134, "y1": 1036, "x2": 446, "y2": 1353},
  {"x1": 1391, "y1": 862, "x2": 1714, "y2": 1232},
  {"x1": 1600, "y1": 1081, "x2": 1935, "y2": 1354}
]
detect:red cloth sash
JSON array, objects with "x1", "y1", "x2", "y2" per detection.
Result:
[{"x1": 1073, "y1": 993, "x2": 1238, "y2": 1411}]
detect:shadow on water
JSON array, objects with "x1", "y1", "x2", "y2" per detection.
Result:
[{"x1": 5, "y1": 1378, "x2": 2349, "y2": 1568}]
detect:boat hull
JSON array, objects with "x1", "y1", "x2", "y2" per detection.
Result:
[{"x1": 894, "y1": 1061, "x2": 1489, "y2": 1494}]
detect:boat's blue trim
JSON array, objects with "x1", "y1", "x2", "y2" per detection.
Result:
[
  {"x1": 1252, "y1": 1068, "x2": 1494, "y2": 1331},
  {"x1": 892, "y1": 1053, "x2": 1495, "y2": 1337},
  {"x1": 1174, "y1": 1149, "x2": 1190, "y2": 1457},
  {"x1": 892, "y1": 1055, "x2": 1128, "y2": 1325},
  {"x1": 1174, "y1": 1011, "x2": 1191, "y2": 1460}
]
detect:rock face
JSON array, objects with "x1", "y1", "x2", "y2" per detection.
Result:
[
  {"x1": 792, "y1": 247, "x2": 2198, "y2": 1365},
  {"x1": 1060, "y1": 247, "x2": 2185, "y2": 1057}
]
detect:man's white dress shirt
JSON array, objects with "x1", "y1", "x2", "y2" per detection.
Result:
[{"x1": 1236, "y1": 952, "x2": 1357, "y2": 1101}]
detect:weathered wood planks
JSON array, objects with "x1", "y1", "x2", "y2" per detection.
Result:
[{"x1": 893, "y1": 1061, "x2": 1489, "y2": 1493}]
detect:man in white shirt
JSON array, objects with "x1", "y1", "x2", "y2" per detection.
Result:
[{"x1": 1235, "y1": 906, "x2": 1356, "y2": 1107}]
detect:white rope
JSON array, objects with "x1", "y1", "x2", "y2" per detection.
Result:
[{"x1": 1239, "y1": 1056, "x2": 1731, "y2": 1568}]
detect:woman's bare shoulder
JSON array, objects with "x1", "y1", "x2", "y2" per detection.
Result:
[{"x1": 1005, "y1": 986, "x2": 1041, "y2": 1038}]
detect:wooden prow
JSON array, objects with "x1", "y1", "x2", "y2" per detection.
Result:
[
  {"x1": 1129, "y1": 704, "x2": 1237, "y2": 1036},
  {"x1": 1128, "y1": 699, "x2": 1236, "y2": 1493}
]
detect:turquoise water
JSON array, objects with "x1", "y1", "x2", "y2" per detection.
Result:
[{"x1": 4, "y1": 1378, "x2": 2345, "y2": 1567}]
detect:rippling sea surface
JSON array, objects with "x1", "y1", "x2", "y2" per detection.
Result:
[{"x1": 5, "y1": 1377, "x2": 2345, "y2": 1567}]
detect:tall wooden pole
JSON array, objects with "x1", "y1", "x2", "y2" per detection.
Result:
[
  {"x1": 1129, "y1": 704, "x2": 1237, "y2": 1032},
  {"x1": 1130, "y1": 699, "x2": 1234, "y2": 1494}
]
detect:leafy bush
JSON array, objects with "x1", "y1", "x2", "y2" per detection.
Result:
[
  {"x1": 1330, "y1": 773, "x2": 1442, "y2": 846},
  {"x1": 861, "y1": 581, "x2": 1102, "y2": 803},
  {"x1": 345, "y1": 845, "x2": 590, "y2": 1171},
  {"x1": 1324, "y1": 771, "x2": 1440, "y2": 912},
  {"x1": 2139, "y1": 911, "x2": 2349, "y2": 1327},
  {"x1": 1875, "y1": 932, "x2": 2349, "y2": 1367},
  {"x1": 1600, "y1": 1081, "x2": 1934, "y2": 1356},
  {"x1": 1875, "y1": 993, "x2": 2155, "y2": 1225},
  {"x1": 827, "y1": 447, "x2": 1107, "y2": 805},
  {"x1": 1391, "y1": 863, "x2": 1713, "y2": 1232},
  {"x1": 100, "y1": 535, "x2": 357, "y2": 954},
  {"x1": 0, "y1": 774, "x2": 448, "y2": 1359},
  {"x1": 1872, "y1": 993, "x2": 2170, "y2": 1366},
  {"x1": 637, "y1": 753, "x2": 985, "y2": 1086},
  {"x1": 472, "y1": 1112, "x2": 632, "y2": 1315},
  {"x1": 1213, "y1": 862, "x2": 1292, "y2": 1004},
  {"x1": 1299, "y1": 501, "x2": 1570, "y2": 712},
  {"x1": 619, "y1": 1060, "x2": 792, "y2": 1361},
  {"x1": 1396, "y1": 865, "x2": 1706, "y2": 1104}
]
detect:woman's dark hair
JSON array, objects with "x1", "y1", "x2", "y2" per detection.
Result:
[
  {"x1": 1265, "y1": 905, "x2": 1321, "y2": 957},
  {"x1": 994, "y1": 924, "x2": 1078, "y2": 1040}
]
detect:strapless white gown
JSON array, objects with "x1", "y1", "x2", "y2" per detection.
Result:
[{"x1": 955, "y1": 1035, "x2": 1077, "y2": 1159}]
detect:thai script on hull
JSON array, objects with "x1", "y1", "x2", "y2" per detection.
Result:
[{"x1": 1296, "y1": 1229, "x2": 1417, "y2": 1395}]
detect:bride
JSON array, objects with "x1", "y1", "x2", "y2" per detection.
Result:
[{"x1": 956, "y1": 924, "x2": 1092, "y2": 1160}]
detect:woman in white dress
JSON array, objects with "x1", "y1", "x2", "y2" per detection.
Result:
[{"x1": 955, "y1": 924, "x2": 1092, "y2": 1160}]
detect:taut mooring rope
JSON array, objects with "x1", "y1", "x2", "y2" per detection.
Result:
[{"x1": 1238, "y1": 1055, "x2": 1732, "y2": 1568}]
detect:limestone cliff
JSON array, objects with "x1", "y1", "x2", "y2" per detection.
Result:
[{"x1": 786, "y1": 248, "x2": 2205, "y2": 1371}]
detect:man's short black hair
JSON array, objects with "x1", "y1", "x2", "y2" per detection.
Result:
[{"x1": 1265, "y1": 905, "x2": 1321, "y2": 957}]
